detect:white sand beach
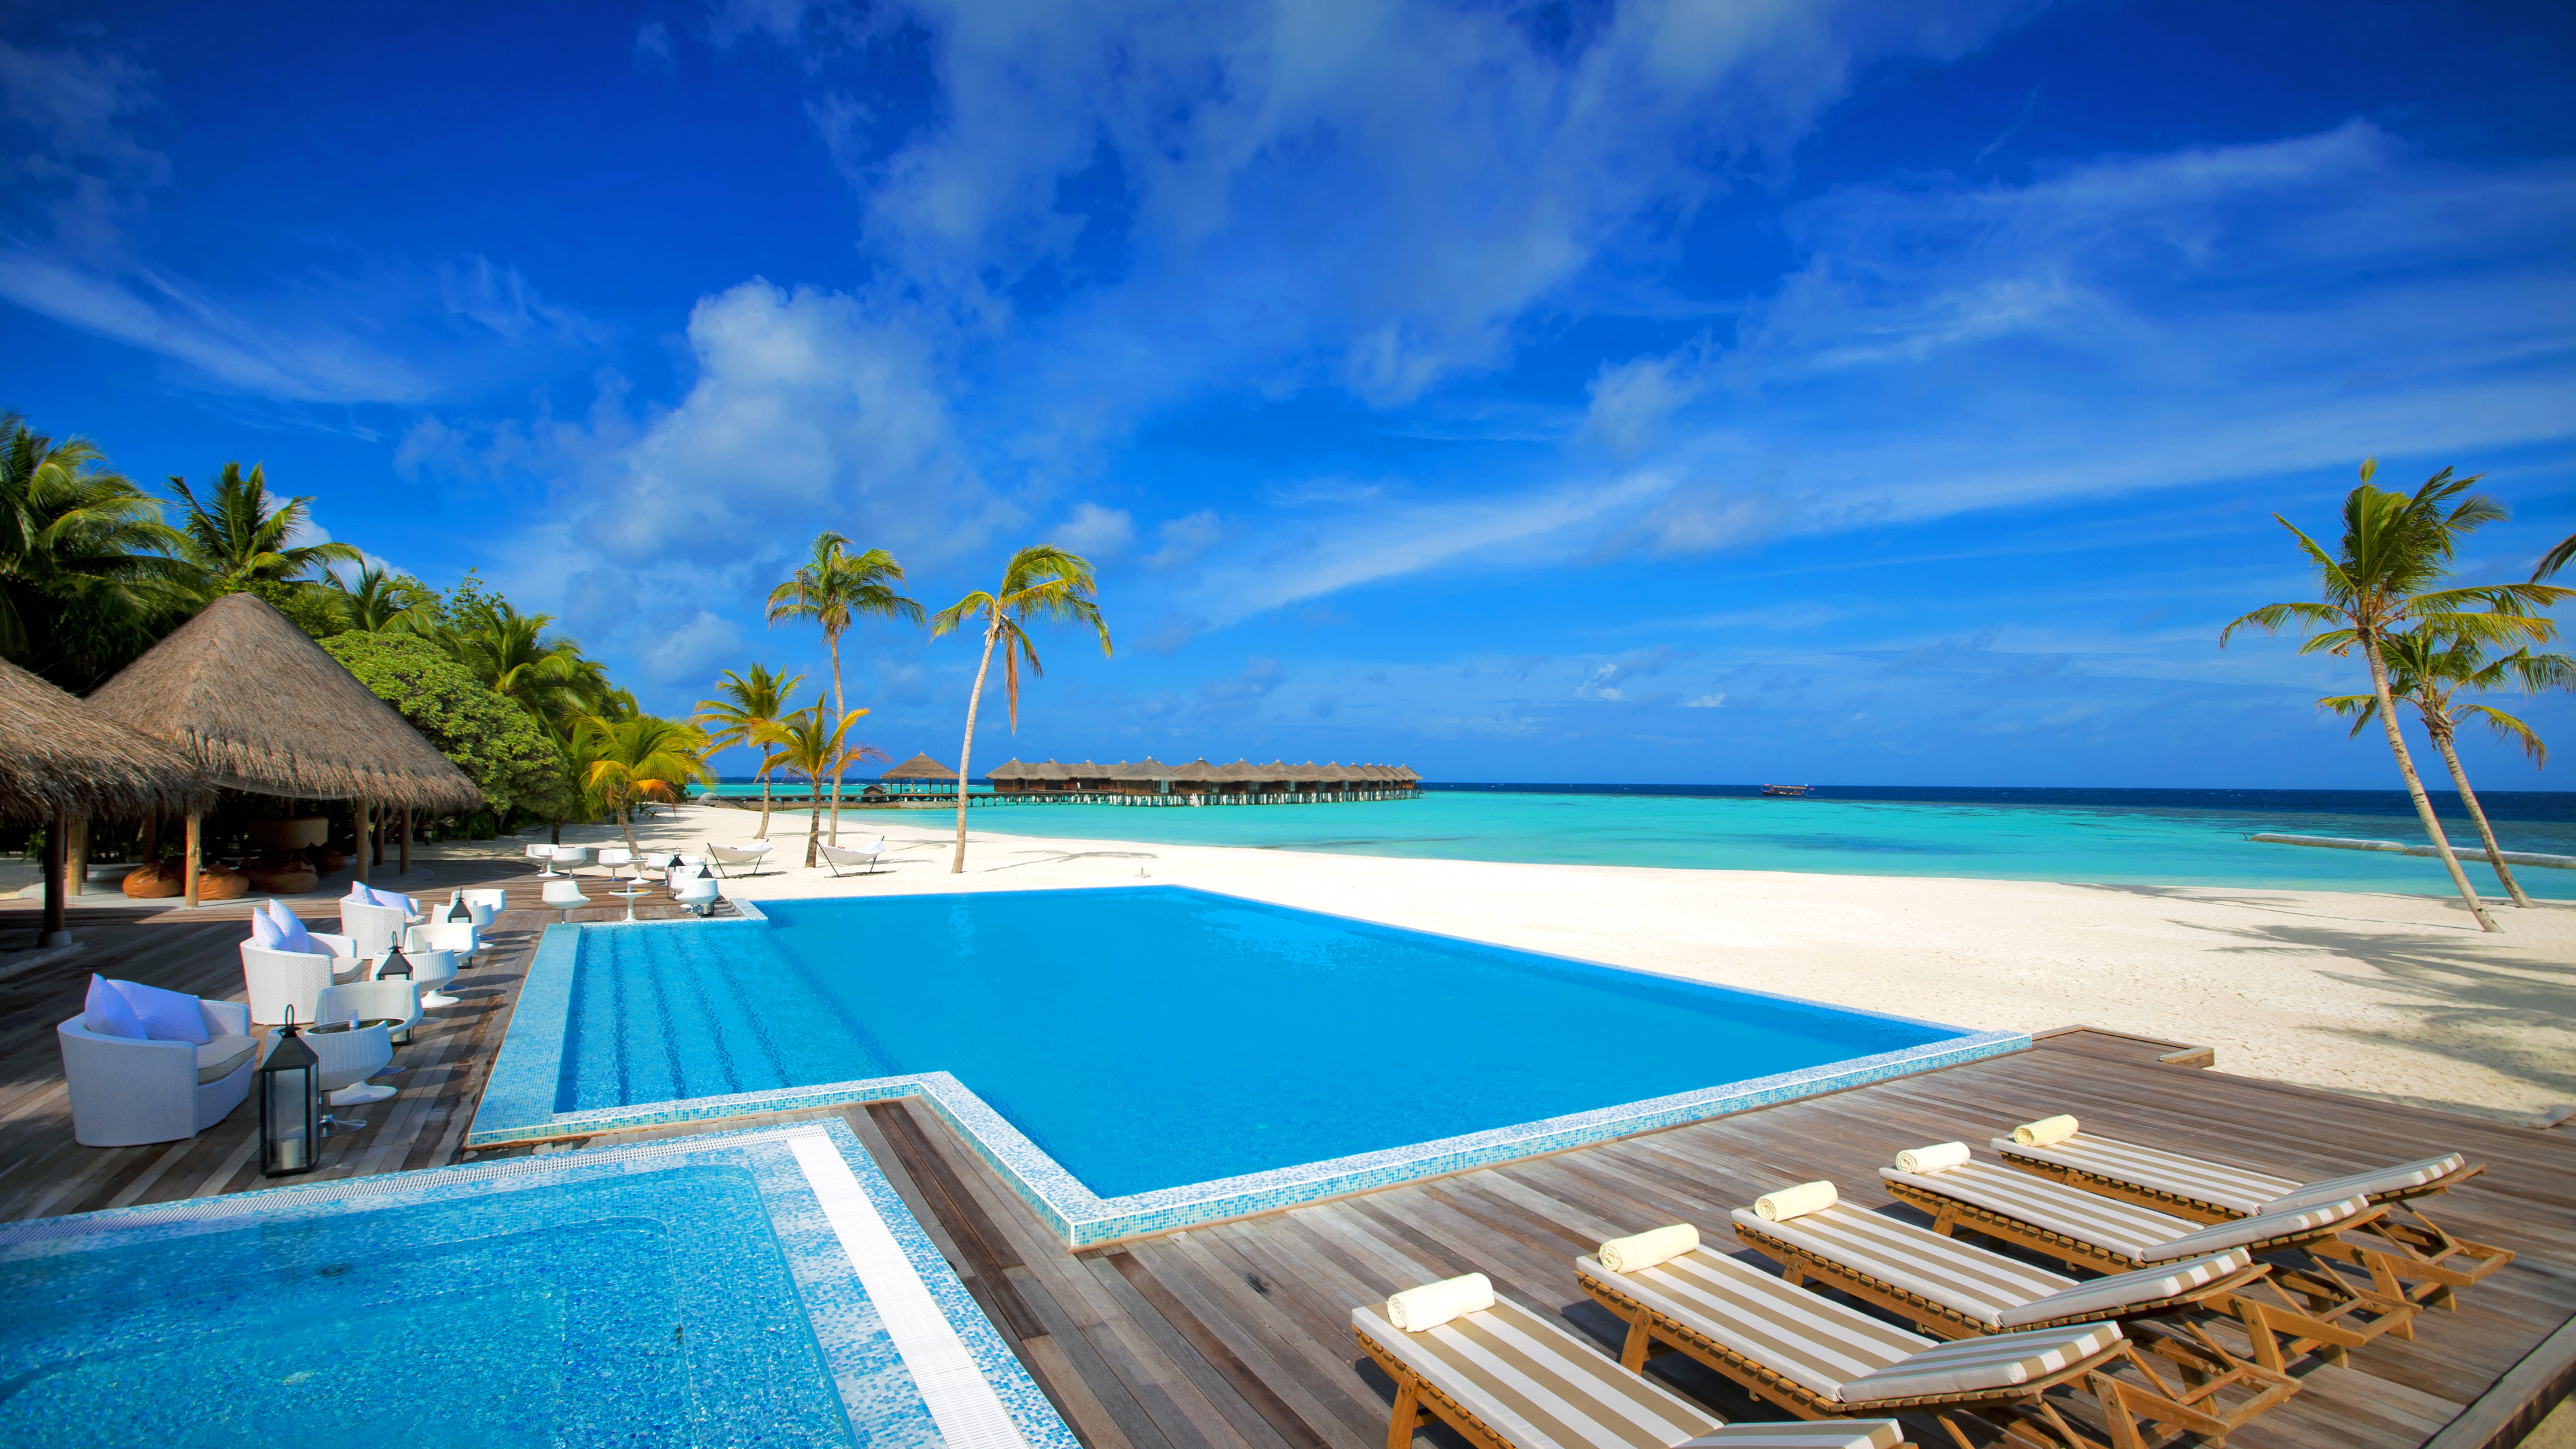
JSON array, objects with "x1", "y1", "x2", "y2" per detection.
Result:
[{"x1": 424, "y1": 801, "x2": 2576, "y2": 1124}]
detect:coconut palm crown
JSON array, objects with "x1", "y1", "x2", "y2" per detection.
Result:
[
  {"x1": 167, "y1": 462, "x2": 362, "y2": 594},
  {"x1": 930, "y1": 543, "x2": 1110, "y2": 873},
  {"x1": 576, "y1": 713, "x2": 716, "y2": 857},
  {"x1": 0, "y1": 414, "x2": 192, "y2": 686}
]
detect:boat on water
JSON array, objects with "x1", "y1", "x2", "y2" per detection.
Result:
[{"x1": 1759, "y1": 784, "x2": 1813, "y2": 798}]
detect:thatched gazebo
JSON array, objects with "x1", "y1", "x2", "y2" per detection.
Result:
[
  {"x1": 1, "y1": 658, "x2": 215, "y2": 945},
  {"x1": 87, "y1": 593, "x2": 482, "y2": 900},
  {"x1": 881, "y1": 753, "x2": 958, "y2": 798}
]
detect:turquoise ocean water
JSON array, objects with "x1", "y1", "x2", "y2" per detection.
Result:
[{"x1": 880, "y1": 786, "x2": 2576, "y2": 899}]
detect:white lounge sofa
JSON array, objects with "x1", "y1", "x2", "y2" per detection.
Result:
[{"x1": 58, "y1": 996, "x2": 258, "y2": 1147}]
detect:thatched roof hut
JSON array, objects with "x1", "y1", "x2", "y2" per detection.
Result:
[
  {"x1": 86, "y1": 593, "x2": 480, "y2": 812},
  {"x1": 0, "y1": 658, "x2": 215, "y2": 824},
  {"x1": 1218, "y1": 759, "x2": 1261, "y2": 782},
  {"x1": 987, "y1": 758, "x2": 1030, "y2": 779},
  {"x1": 883, "y1": 753, "x2": 958, "y2": 781}
]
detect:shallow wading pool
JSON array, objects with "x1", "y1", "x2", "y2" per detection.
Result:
[
  {"x1": 0, "y1": 1122, "x2": 1073, "y2": 1449},
  {"x1": 474, "y1": 886, "x2": 2023, "y2": 1244}
]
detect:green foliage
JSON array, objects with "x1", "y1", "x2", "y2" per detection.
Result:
[
  {"x1": 323, "y1": 632, "x2": 578, "y2": 821},
  {"x1": 168, "y1": 462, "x2": 362, "y2": 595},
  {"x1": 0, "y1": 413, "x2": 194, "y2": 688}
]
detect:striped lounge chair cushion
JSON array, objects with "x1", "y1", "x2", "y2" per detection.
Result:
[
  {"x1": 1835, "y1": 1323, "x2": 2125, "y2": 1405},
  {"x1": 1880, "y1": 1161, "x2": 2365, "y2": 1263},
  {"x1": 1730, "y1": 1205, "x2": 2251, "y2": 1330},
  {"x1": 1352, "y1": 1299, "x2": 1724, "y2": 1449},
  {"x1": 1682, "y1": 1424, "x2": 1907, "y2": 1449},
  {"x1": 1578, "y1": 1250, "x2": 2121, "y2": 1406},
  {"x1": 1996, "y1": 1133, "x2": 2467, "y2": 1216}
]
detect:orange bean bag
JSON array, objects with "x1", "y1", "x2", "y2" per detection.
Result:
[
  {"x1": 121, "y1": 861, "x2": 184, "y2": 898},
  {"x1": 197, "y1": 863, "x2": 250, "y2": 900}
]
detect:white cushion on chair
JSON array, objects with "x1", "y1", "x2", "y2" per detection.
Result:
[
  {"x1": 249, "y1": 910, "x2": 286, "y2": 949},
  {"x1": 83, "y1": 976, "x2": 145, "y2": 1038},
  {"x1": 197, "y1": 1034, "x2": 258, "y2": 1084},
  {"x1": 265, "y1": 898, "x2": 313, "y2": 953}
]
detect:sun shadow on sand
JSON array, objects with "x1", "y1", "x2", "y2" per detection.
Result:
[
  {"x1": 2088, "y1": 899, "x2": 2576, "y2": 1117},
  {"x1": 2065, "y1": 880, "x2": 2548, "y2": 932}
]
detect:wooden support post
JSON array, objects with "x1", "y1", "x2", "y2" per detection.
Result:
[
  {"x1": 40, "y1": 809, "x2": 70, "y2": 947},
  {"x1": 398, "y1": 804, "x2": 411, "y2": 877},
  {"x1": 355, "y1": 797, "x2": 370, "y2": 885},
  {"x1": 183, "y1": 812, "x2": 203, "y2": 909},
  {"x1": 64, "y1": 815, "x2": 89, "y2": 899},
  {"x1": 369, "y1": 802, "x2": 384, "y2": 870}
]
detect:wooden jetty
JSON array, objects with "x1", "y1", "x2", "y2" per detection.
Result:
[{"x1": 1, "y1": 867, "x2": 2569, "y2": 1449}]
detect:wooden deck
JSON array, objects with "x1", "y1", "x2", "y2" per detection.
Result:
[{"x1": 2, "y1": 866, "x2": 2570, "y2": 1448}]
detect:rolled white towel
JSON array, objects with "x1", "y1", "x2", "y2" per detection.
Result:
[
  {"x1": 1386, "y1": 1273, "x2": 1494, "y2": 1332},
  {"x1": 1597, "y1": 1224, "x2": 1699, "y2": 1273},
  {"x1": 2013, "y1": 1115, "x2": 2081, "y2": 1148},
  {"x1": 1752, "y1": 1181, "x2": 1837, "y2": 1222},
  {"x1": 1894, "y1": 1142, "x2": 1972, "y2": 1174}
]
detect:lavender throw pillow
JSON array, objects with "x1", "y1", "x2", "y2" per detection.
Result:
[
  {"x1": 81, "y1": 975, "x2": 146, "y2": 1039},
  {"x1": 111, "y1": 978, "x2": 211, "y2": 1044}
]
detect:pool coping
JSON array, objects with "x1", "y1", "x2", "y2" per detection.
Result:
[
  {"x1": 469, "y1": 888, "x2": 2030, "y2": 1248},
  {"x1": 0, "y1": 1118, "x2": 1078, "y2": 1449}
]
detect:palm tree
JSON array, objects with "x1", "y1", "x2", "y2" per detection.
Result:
[
  {"x1": 327, "y1": 564, "x2": 425, "y2": 634},
  {"x1": 575, "y1": 714, "x2": 717, "y2": 858},
  {"x1": 929, "y1": 545, "x2": 1110, "y2": 873},
  {"x1": 167, "y1": 462, "x2": 361, "y2": 594},
  {"x1": 0, "y1": 414, "x2": 191, "y2": 687},
  {"x1": 2536, "y1": 533, "x2": 2573, "y2": 581},
  {"x1": 765, "y1": 533, "x2": 921, "y2": 843},
  {"x1": 695, "y1": 662, "x2": 806, "y2": 838},
  {"x1": 755, "y1": 702, "x2": 889, "y2": 867},
  {"x1": 443, "y1": 598, "x2": 612, "y2": 737},
  {"x1": 2222, "y1": 460, "x2": 2567, "y2": 931},
  {"x1": 2322, "y1": 635, "x2": 2573, "y2": 908}
]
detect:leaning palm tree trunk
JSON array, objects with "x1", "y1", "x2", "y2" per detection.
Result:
[
  {"x1": 952, "y1": 625, "x2": 1000, "y2": 873},
  {"x1": 827, "y1": 636, "x2": 845, "y2": 848},
  {"x1": 2365, "y1": 636, "x2": 2497, "y2": 930},
  {"x1": 805, "y1": 775, "x2": 824, "y2": 868},
  {"x1": 757, "y1": 776, "x2": 773, "y2": 840},
  {"x1": 2428, "y1": 729, "x2": 2531, "y2": 906}
]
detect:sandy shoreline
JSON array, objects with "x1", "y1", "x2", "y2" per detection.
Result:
[{"x1": 46, "y1": 800, "x2": 2575, "y2": 1121}]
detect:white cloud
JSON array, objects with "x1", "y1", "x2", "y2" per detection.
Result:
[
  {"x1": 1054, "y1": 501, "x2": 1135, "y2": 556},
  {"x1": 572, "y1": 278, "x2": 1014, "y2": 569},
  {"x1": 1682, "y1": 694, "x2": 1726, "y2": 708},
  {"x1": 635, "y1": 21, "x2": 676, "y2": 68},
  {"x1": 1144, "y1": 511, "x2": 1224, "y2": 572},
  {"x1": 639, "y1": 610, "x2": 749, "y2": 686}
]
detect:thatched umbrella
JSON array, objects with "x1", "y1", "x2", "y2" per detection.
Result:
[
  {"x1": 881, "y1": 753, "x2": 958, "y2": 780},
  {"x1": 1, "y1": 659, "x2": 215, "y2": 945},
  {"x1": 87, "y1": 593, "x2": 480, "y2": 899}
]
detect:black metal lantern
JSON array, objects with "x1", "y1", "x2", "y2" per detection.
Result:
[
  {"x1": 446, "y1": 898, "x2": 470, "y2": 924},
  {"x1": 259, "y1": 1010, "x2": 321, "y2": 1177},
  {"x1": 376, "y1": 947, "x2": 412, "y2": 980}
]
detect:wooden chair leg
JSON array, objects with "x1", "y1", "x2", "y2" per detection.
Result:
[
  {"x1": 1618, "y1": 1316, "x2": 1654, "y2": 1371},
  {"x1": 1387, "y1": 1379, "x2": 1423, "y2": 1449}
]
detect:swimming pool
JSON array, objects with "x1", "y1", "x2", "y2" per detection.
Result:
[
  {"x1": 474, "y1": 887, "x2": 2022, "y2": 1243},
  {"x1": 0, "y1": 1120, "x2": 1071, "y2": 1449}
]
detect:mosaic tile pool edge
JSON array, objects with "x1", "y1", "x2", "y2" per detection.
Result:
[
  {"x1": 467, "y1": 918, "x2": 2026, "y2": 1244},
  {"x1": 0, "y1": 1118, "x2": 1079, "y2": 1449}
]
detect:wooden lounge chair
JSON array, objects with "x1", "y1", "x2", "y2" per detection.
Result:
[
  {"x1": 1726, "y1": 1198, "x2": 2316, "y2": 1388},
  {"x1": 1990, "y1": 1126, "x2": 2511, "y2": 1309},
  {"x1": 1352, "y1": 1293, "x2": 1907, "y2": 1449},
  {"x1": 1878, "y1": 1156, "x2": 2417, "y2": 1370},
  {"x1": 1573, "y1": 1244, "x2": 2243, "y2": 1449}
]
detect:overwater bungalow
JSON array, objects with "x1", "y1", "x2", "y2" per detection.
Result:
[
  {"x1": 983, "y1": 756, "x2": 1421, "y2": 804},
  {"x1": 873, "y1": 752, "x2": 960, "y2": 798}
]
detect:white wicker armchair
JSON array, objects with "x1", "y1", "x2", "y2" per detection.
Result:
[
  {"x1": 57, "y1": 997, "x2": 256, "y2": 1147},
  {"x1": 240, "y1": 934, "x2": 362, "y2": 1026}
]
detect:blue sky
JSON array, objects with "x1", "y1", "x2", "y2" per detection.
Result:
[{"x1": 3, "y1": 0, "x2": 2571, "y2": 788}]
